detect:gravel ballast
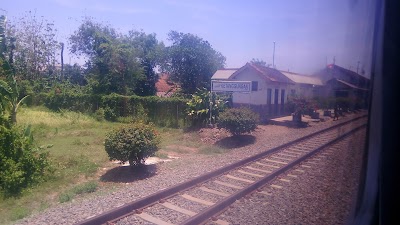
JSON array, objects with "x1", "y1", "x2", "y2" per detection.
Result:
[
  {"x1": 214, "y1": 128, "x2": 366, "y2": 225},
  {"x1": 15, "y1": 113, "x2": 367, "y2": 225}
]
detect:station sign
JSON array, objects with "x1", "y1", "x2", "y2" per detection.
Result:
[{"x1": 211, "y1": 80, "x2": 251, "y2": 92}]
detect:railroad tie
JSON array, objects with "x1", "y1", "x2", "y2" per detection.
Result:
[
  {"x1": 199, "y1": 187, "x2": 229, "y2": 197},
  {"x1": 213, "y1": 180, "x2": 242, "y2": 189},
  {"x1": 237, "y1": 170, "x2": 264, "y2": 178},
  {"x1": 245, "y1": 166, "x2": 272, "y2": 173},
  {"x1": 271, "y1": 184, "x2": 283, "y2": 189},
  {"x1": 136, "y1": 212, "x2": 175, "y2": 225},
  {"x1": 224, "y1": 175, "x2": 254, "y2": 183},
  {"x1": 181, "y1": 194, "x2": 214, "y2": 206},
  {"x1": 214, "y1": 219, "x2": 230, "y2": 225},
  {"x1": 160, "y1": 202, "x2": 197, "y2": 216},
  {"x1": 255, "y1": 162, "x2": 279, "y2": 168},
  {"x1": 289, "y1": 148, "x2": 309, "y2": 153},
  {"x1": 264, "y1": 159, "x2": 287, "y2": 165},
  {"x1": 277, "y1": 153, "x2": 298, "y2": 158},
  {"x1": 271, "y1": 155, "x2": 291, "y2": 161}
]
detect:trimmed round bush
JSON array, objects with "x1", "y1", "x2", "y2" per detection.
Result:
[
  {"x1": 104, "y1": 123, "x2": 160, "y2": 167},
  {"x1": 217, "y1": 107, "x2": 259, "y2": 136}
]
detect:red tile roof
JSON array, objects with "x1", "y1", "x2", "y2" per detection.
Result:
[{"x1": 155, "y1": 73, "x2": 178, "y2": 97}]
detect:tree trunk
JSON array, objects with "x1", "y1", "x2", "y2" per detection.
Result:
[
  {"x1": 10, "y1": 107, "x2": 17, "y2": 124},
  {"x1": 60, "y1": 43, "x2": 64, "y2": 80}
]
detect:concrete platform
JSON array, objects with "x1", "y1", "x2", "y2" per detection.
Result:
[{"x1": 268, "y1": 111, "x2": 328, "y2": 127}]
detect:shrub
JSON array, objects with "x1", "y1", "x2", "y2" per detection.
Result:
[
  {"x1": 186, "y1": 88, "x2": 227, "y2": 127},
  {"x1": 104, "y1": 123, "x2": 160, "y2": 167},
  {"x1": 287, "y1": 97, "x2": 316, "y2": 116},
  {"x1": 32, "y1": 93, "x2": 187, "y2": 127},
  {"x1": 218, "y1": 107, "x2": 259, "y2": 136},
  {"x1": 0, "y1": 125, "x2": 50, "y2": 196},
  {"x1": 104, "y1": 106, "x2": 118, "y2": 121},
  {"x1": 93, "y1": 108, "x2": 105, "y2": 121}
]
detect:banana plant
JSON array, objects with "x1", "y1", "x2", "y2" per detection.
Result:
[
  {"x1": 0, "y1": 74, "x2": 29, "y2": 124},
  {"x1": 0, "y1": 15, "x2": 28, "y2": 124}
]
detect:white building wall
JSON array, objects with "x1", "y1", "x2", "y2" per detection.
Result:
[{"x1": 230, "y1": 68, "x2": 292, "y2": 105}]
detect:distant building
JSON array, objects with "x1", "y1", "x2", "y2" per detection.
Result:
[
  {"x1": 211, "y1": 62, "x2": 371, "y2": 119},
  {"x1": 313, "y1": 64, "x2": 370, "y2": 100},
  {"x1": 155, "y1": 73, "x2": 179, "y2": 97},
  {"x1": 212, "y1": 63, "x2": 295, "y2": 117},
  {"x1": 280, "y1": 70, "x2": 324, "y2": 98}
]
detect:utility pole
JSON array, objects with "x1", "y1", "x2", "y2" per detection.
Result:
[
  {"x1": 333, "y1": 56, "x2": 336, "y2": 65},
  {"x1": 272, "y1": 41, "x2": 276, "y2": 68},
  {"x1": 356, "y1": 61, "x2": 360, "y2": 74}
]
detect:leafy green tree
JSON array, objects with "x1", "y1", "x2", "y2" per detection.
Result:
[
  {"x1": 164, "y1": 31, "x2": 225, "y2": 94},
  {"x1": 63, "y1": 63, "x2": 87, "y2": 85},
  {"x1": 250, "y1": 58, "x2": 270, "y2": 67},
  {"x1": 128, "y1": 31, "x2": 165, "y2": 96},
  {"x1": 3, "y1": 11, "x2": 59, "y2": 82},
  {"x1": 69, "y1": 18, "x2": 142, "y2": 95}
]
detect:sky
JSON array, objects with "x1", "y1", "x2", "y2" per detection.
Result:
[{"x1": 1, "y1": 0, "x2": 378, "y2": 77}]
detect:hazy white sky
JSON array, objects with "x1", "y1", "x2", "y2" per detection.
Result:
[{"x1": 1, "y1": 0, "x2": 377, "y2": 77}]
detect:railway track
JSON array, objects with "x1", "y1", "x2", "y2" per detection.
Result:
[{"x1": 76, "y1": 114, "x2": 368, "y2": 225}]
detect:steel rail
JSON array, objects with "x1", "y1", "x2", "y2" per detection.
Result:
[{"x1": 75, "y1": 114, "x2": 367, "y2": 225}]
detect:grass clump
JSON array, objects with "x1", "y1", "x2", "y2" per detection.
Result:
[
  {"x1": 10, "y1": 207, "x2": 30, "y2": 221},
  {"x1": 59, "y1": 181, "x2": 98, "y2": 203}
]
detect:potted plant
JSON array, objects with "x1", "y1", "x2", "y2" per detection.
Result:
[{"x1": 288, "y1": 97, "x2": 314, "y2": 123}]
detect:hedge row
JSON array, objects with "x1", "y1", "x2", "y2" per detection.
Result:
[{"x1": 30, "y1": 92, "x2": 187, "y2": 127}]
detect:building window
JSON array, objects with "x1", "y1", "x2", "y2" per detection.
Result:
[
  {"x1": 252, "y1": 81, "x2": 258, "y2": 91},
  {"x1": 291, "y1": 89, "x2": 296, "y2": 96}
]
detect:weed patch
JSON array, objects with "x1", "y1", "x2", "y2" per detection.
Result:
[
  {"x1": 198, "y1": 146, "x2": 226, "y2": 154},
  {"x1": 10, "y1": 207, "x2": 30, "y2": 221},
  {"x1": 58, "y1": 181, "x2": 98, "y2": 203}
]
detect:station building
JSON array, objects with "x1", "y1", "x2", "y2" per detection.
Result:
[{"x1": 211, "y1": 62, "x2": 370, "y2": 119}]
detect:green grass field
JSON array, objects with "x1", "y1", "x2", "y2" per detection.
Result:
[{"x1": 0, "y1": 106, "x2": 223, "y2": 224}]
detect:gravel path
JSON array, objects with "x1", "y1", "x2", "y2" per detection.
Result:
[{"x1": 14, "y1": 112, "x2": 367, "y2": 225}]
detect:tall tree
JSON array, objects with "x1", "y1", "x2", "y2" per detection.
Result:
[
  {"x1": 63, "y1": 63, "x2": 86, "y2": 86},
  {"x1": 4, "y1": 11, "x2": 59, "y2": 82},
  {"x1": 69, "y1": 18, "x2": 142, "y2": 95},
  {"x1": 164, "y1": 31, "x2": 225, "y2": 94},
  {"x1": 250, "y1": 58, "x2": 270, "y2": 67},
  {"x1": 128, "y1": 31, "x2": 164, "y2": 96}
]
